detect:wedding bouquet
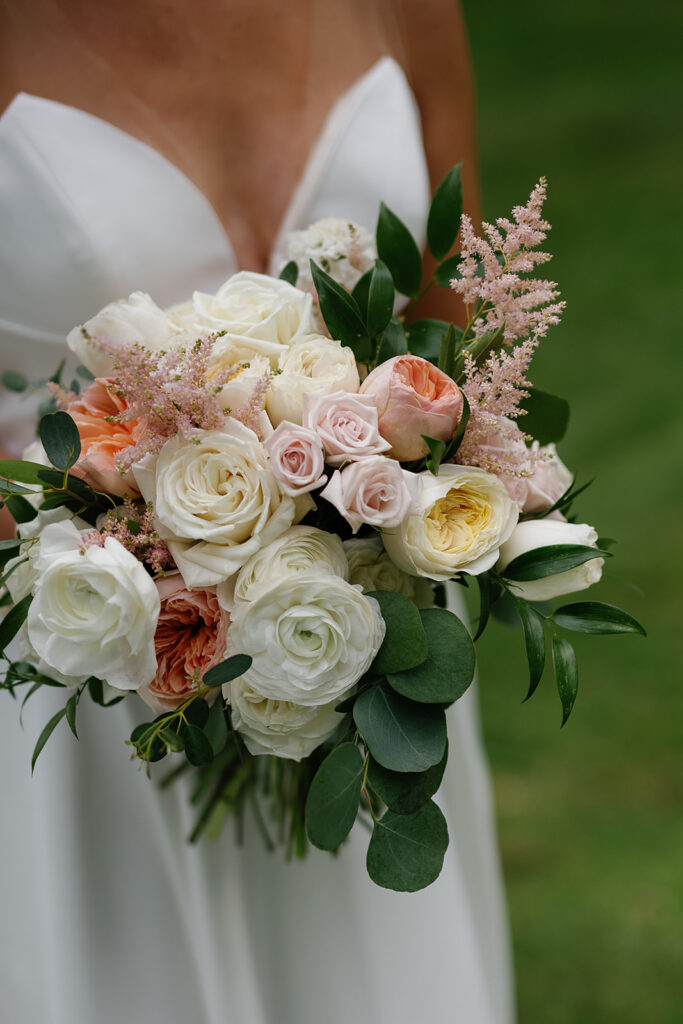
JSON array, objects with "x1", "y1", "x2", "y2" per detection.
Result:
[{"x1": 0, "y1": 168, "x2": 643, "y2": 891}]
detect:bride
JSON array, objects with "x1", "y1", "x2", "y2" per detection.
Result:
[{"x1": 0, "y1": 2, "x2": 515, "y2": 1021}]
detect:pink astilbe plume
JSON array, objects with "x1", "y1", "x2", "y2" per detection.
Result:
[{"x1": 80, "y1": 500, "x2": 173, "y2": 576}]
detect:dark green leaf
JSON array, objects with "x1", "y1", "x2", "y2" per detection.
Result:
[
  {"x1": 305, "y1": 742, "x2": 364, "y2": 851},
  {"x1": 0, "y1": 593, "x2": 33, "y2": 653},
  {"x1": 39, "y1": 411, "x2": 81, "y2": 470},
  {"x1": 406, "y1": 318, "x2": 450, "y2": 363},
  {"x1": 367, "y1": 743, "x2": 448, "y2": 815},
  {"x1": 32, "y1": 706, "x2": 67, "y2": 773},
  {"x1": 438, "y1": 323, "x2": 458, "y2": 379},
  {"x1": 76, "y1": 364, "x2": 95, "y2": 381},
  {"x1": 65, "y1": 691, "x2": 79, "y2": 739},
  {"x1": 159, "y1": 728, "x2": 185, "y2": 754},
  {"x1": 375, "y1": 318, "x2": 408, "y2": 364},
  {"x1": 473, "y1": 569, "x2": 492, "y2": 641},
  {"x1": 387, "y1": 607, "x2": 475, "y2": 704},
  {"x1": 503, "y1": 543, "x2": 609, "y2": 582},
  {"x1": 421, "y1": 434, "x2": 447, "y2": 476},
  {"x1": 537, "y1": 477, "x2": 594, "y2": 520},
  {"x1": 368, "y1": 590, "x2": 428, "y2": 675},
  {"x1": 376, "y1": 202, "x2": 423, "y2": 298},
  {"x1": 204, "y1": 698, "x2": 229, "y2": 755},
  {"x1": 351, "y1": 269, "x2": 373, "y2": 319},
  {"x1": 366, "y1": 799, "x2": 449, "y2": 891},
  {"x1": 552, "y1": 601, "x2": 646, "y2": 636},
  {"x1": 452, "y1": 325, "x2": 504, "y2": 381},
  {"x1": 202, "y1": 653, "x2": 252, "y2": 688},
  {"x1": 0, "y1": 460, "x2": 53, "y2": 485},
  {"x1": 310, "y1": 260, "x2": 371, "y2": 361},
  {"x1": 2, "y1": 370, "x2": 28, "y2": 392},
  {"x1": 427, "y1": 162, "x2": 463, "y2": 260},
  {"x1": 185, "y1": 698, "x2": 210, "y2": 729},
  {"x1": 519, "y1": 387, "x2": 570, "y2": 445},
  {"x1": 353, "y1": 686, "x2": 447, "y2": 772},
  {"x1": 69, "y1": 379, "x2": 81, "y2": 395},
  {"x1": 49, "y1": 358, "x2": 66, "y2": 385},
  {"x1": 278, "y1": 260, "x2": 298, "y2": 286},
  {"x1": 6, "y1": 493, "x2": 38, "y2": 523},
  {"x1": 36, "y1": 468, "x2": 99, "y2": 501},
  {"x1": 516, "y1": 600, "x2": 546, "y2": 701},
  {"x1": 439, "y1": 391, "x2": 471, "y2": 465},
  {"x1": 552, "y1": 634, "x2": 578, "y2": 726},
  {"x1": 435, "y1": 254, "x2": 464, "y2": 288},
  {"x1": 130, "y1": 721, "x2": 156, "y2": 746},
  {"x1": 184, "y1": 724, "x2": 214, "y2": 766},
  {"x1": 366, "y1": 259, "x2": 395, "y2": 337},
  {"x1": 86, "y1": 675, "x2": 124, "y2": 707}
]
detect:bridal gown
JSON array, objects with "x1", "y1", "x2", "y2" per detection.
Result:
[{"x1": 0, "y1": 58, "x2": 514, "y2": 1024}]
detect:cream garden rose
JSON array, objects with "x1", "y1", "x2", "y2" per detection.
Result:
[
  {"x1": 223, "y1": 573, "x2": 385, "y2": 707},
  {"x1": 26, "y1": 520, "x2": 160, "y2": 690},
  {"x1": 497, "y1": 519, "x2": 604, "y2": 601},
  {"x1": 266, "y1": 336, "x2": 360, "y2": 426},
  {"x1": 230, "y1": 526, "x2": 348, "y2": 605},
  {"x1": 67, "y1": 291, "x2": 176, "y2": 378},
  {"x1": 230, "y1": 678, "x2": 344, "y2": 760},
  {"x1": 133, "y1": 421, "x2": 306, "y2": 588},
  {"x1": 382, "y1": 464, "x2": 519, "y2": 581},
  {"x1": 343, "y1": 537, "x2": 434, "y2": 609}
]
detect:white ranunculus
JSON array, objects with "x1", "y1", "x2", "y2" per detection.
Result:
[
  {"x1": 67, "y1": 291, "x2": 175, "y2": 377},
  {"x1": 343, "y1": 537, "x2": 434, "y2": 609},
  {"x1": 266, "y1": 336, "x2": 360, "y2": 427},
  {"x1": 169, "y1": 272, "x2": 314, "y2": 367},
  {"x1": 223, "y1": 573, "x2": 384, "y2": 707},
  {"x1": 284, "y1": 217, "x2": 377, "y2": 293},
  {"x1": 26, "y1": 520, "x2": 160, "y2": 690},
  {"x1": 230, "y1": 678, "x2": 344, "y2": 760},
  {"x1": 497, "y1": 519, "x2": 604, "y2": 601},
  {"x1": 133, "y1": 422, "x2": 305, "y2": 588},
  {"x1": 230, "y1": 526, "x2": 349, "y2": 606},
  {"x1": 382, "y1": 464, "x2": 519, "y2": 581}
]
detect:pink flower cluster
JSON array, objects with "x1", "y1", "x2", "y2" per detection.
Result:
[{"x1": 80, "y1": 500, "x2": 173, "y2": 576}]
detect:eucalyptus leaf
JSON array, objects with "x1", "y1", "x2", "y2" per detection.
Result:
[
  {"x1": 0, "y1": 459, "x2": 64, "y2": 487},
  {"x1": 367, "y1": 743, "x2": 448, "y2": 815},
  {"x1": 552, "y1": 634, "x2": 578, "y2": 726},
  {"x1": 368, "y1": 590, "x2": 428, "y2": 675},
  {"x1": 387, "y1": 608, "x2": 475, "y2": 704},
  {"x1": 519, "y1": 387, "x2": 570, "y2": 445},
  {"x1": 353, "y1": 687, "x2": 447, "y2": 773},
  {"x1": 427, "y1": 163, "x2": 463, "y2": 260},
  {"x1": 305, "y1": 743, "x2": 364, "y2": 851},
  {"x1": 204, "y1": 698, "x2": 229, "y2": 755},
  {"x1": 516, "y1": 600, "x2": 546, "y2": 701},
  {"x1": 278, "y1": 260, "x2": 298, "y2": 286},
  {"x1": 0, "y1": 593, "x2": 33, "y2": 653},
  {"x1": 203, "y1": 654, "x2": 253, "y2": 688},
  {"x1": 310, "y1": 260, "x2": 371, "y2": 361},
  {"x1": 184, "y1": 724, "x2": 214, "y2": 767},
  {"x1": 5, "y1": 493, "x2": 39, "y2": 524},
  {"x1": 552, "y1": 601, "x2": 646, "y2": 636},
  {"x1": 184, "y1": 698, "x2": 210, "y2": 729},
  {"x1": 39, "y1": 411, "x2": 81, "y2": 470},
  {"x1": 32, "y1": 707, "x2": 67, "y2": 773},
  {"x1": 503, "y1": 544, "x2": 610, "y2": 582},
  {"x1": 366, "y1": 259, "x2": 395, "y2": 337},
  {"x1": 376, "y1": 202, "x2": 423, "y2": 298},
  {"x1": 366, "y1": 800, "x2": 449, "y2": 892}
]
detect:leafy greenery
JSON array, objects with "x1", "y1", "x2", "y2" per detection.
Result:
[
  {"x1": 39, "y1": 411, "x2": 81, "y2": 470},
  {"x1": 503, "y1": 543, "x2": 611, "y2": 582},
  {"x1": 519, "y1": 387, "x2": 570, "y2": 444},
  {"x1": 368, "y1": 590, "x2": 428, "y2": 675},
  {"x1": 386, "y1": 607, "x2": 475, "y2": 704},
  {"x1": 353, "y1": 686, "x2": 447, "y2": 773},
  {"x1": 305, "y1": 743, "x2": 364, "y2": 851},
  {"x1": 376, "y1": 202, "x2": 423, "y2": 298},
  {"x1": 366, "y1": 800, "x2": 449, "y2": 891},
  {"x1": 367, "y1": 744, "x2": 448, "y2": 815},
  {"x1": 427, "y1": 163, "x2": 463, "y2": 261}
]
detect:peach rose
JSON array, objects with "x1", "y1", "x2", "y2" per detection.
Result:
[
  {"x1": 359, "y1": 355, "x2": 464, "y2": 461},
  {"x1": 140, "y1": 574, "x2": 231, "y2": 714},
  {"x1": 68, "y1": 379, "x2": 145, "y2": 496}
]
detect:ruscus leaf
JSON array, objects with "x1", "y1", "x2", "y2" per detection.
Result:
[
  {"x1": 406, "y1": 318, "x2": 451, "y2": 363},
  {"x1": 0, "y1": 593, "x2": 33, "y2": 653},
  {"x1": 519, "y1": 387, "x2": 570, "y2": 445},
  {"x1": 503, "y1": 544, "x2": 610, "y2": 582},
  {"x1": 427, "y1": 163, "x2": 463, "y2": 261},
  {"x1": 366, "y1": 259, "x2": 395, "y2": 337},
  {"x1": 309, "y1": 260, "x2": 371, "y2": 361},
  {"x1": 32, "y1": 707, "x2": 67, "y2": 773},
  {"x1": 278, "y1": 260, "x2": 298, "y2": 286},
  {"x1": 516, "y1": 600, "x2": 546, "y2": 701},
  {"x1": 552, "y1": 634, "x2": 578, "y2": 726},
  {"x1": 376, "y1": 202, "x2": 423, "y2": 298},
  {"x1": 552, "y1": 602, "x2": 646, "y2": 636}
]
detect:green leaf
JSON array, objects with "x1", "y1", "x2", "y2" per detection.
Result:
[
  {"x1": 76, "y1": 364, "x2": 95, "y2": 381},
  {"x1": 552, "y1": 601, "x2": 646, "y2": 636},
  {"x1": 368, "y1": 590, "x2": 428, "y2": 675},
  {"x1": 376, "y1": 202, "x2": 423, "y2": 298},
  {"x1": 39, "y1": 411, "x2": 81, "y2": 470},
  {"x1": 202, "y1": 653, "x2": 252, "y2": 688},
  {"x1": 435, "y1": 254, "x2": 464, "y2": 288},
  {"x1": 421, "y1": 434, "x2": 447, "y2": 476},
  {"x1": 375, "y1": 318, "x2": 408, "y2": 364},
  {"x1": 438, "y1": 323, "x2": 458, "y2": 379},
  {"x1": 204, "y1": 698, "x2": 229, "y2": 755},
  {"x1": 2, "y1": 370, "x2": 28, "y2": 392},
  {"x1": 351, "y1": 269, "x2": 373, "y2": 320},
  {"x1": 366, "y1": 799, "x2": 449, "y2": 891},
  {"x1": 184, "y1": 698, "x2": 210, "y2": 729},
  {"x1": 0, "y1": 538, "x2": 22, "y2": 551},
  {"x1": 516, "y1": 600, "x2": 546, "y2": 701},
  {"x1": 451, "y1": 325, "x2": 504, "y2": 381},
  {"x1": 552, "y1": 634, "x2": 578, "y2": 726},
  {"x1": 427, "y1": 162, "x2": 463, "y2": 261},
  {"x1": 65, "y1": 691, "x2": 80, "y2": 739},
  {"x1": 473, "y1": 570, "x2": 492, "y2": 641},
  {"x1": 310, "y1": 260, "x2": 371, "y2": 362},
  {"x1": 367, "y1": 743, "x2": 448, "y2": 815},
  {"x1": 0, "y1": 460, "x2": 55, "y2": 485},
  {"x1": 278, "y1": 260, "x2": 298, "y2": 286},
  {"x1": 305, "y1": 742, "x2": 364, "y2": 851},
  {"x1": 366, "y1": 259, "x2": 395, "y2": 337},
  {"x1": 503, "y1": 544, "x2": 609, "y2": 582},
  {"x1": 32, "y1": 707, "x2": 67, "y2": 773},
  {"x1": 519, "y1": 387, "x2": 570, "y2": 445},
  {"x1": 5, "y1": 493, "x2": 38, "y2": 524},
  {"x1": 406, "y1": 318, "x2": 451, "y2": 363},
  {"x1": 184, "y1": 724, "x2": 214, "y2": 766},
  {"x1": 0, "y1": 593, "x2": 33, "y2": 653},
  {"x1": 36, "y1": 468, "x2": 99, "y2": 501},
  {"x1": 353, "y1": 686, "x2": 447, "y2": 772},
  {"x1": 387, "y1": 607, "x2": 475, "y2": 704}
]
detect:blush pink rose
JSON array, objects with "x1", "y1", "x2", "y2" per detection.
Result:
[
  {"x1": 359, "y1": 355, "x2": 464, "y2": 461},
  {"x1": 320, "y1": 456, "x2": 420, "y2": 533},
  {"x1": 475, "y1": 416, "x2": 573, "y2": 513},
  {"x1": 68, "y1": 378, "x2": 146, "y2": 496},
  {"x1": 139, "y1": 574, "x2": 231, "y2": 714},
  {"x1": 263, "y1": 422, "x2": 327, "y2": 496},
  {"x1": 302, "y1": 390, "x2": 391, "y2": 466}
]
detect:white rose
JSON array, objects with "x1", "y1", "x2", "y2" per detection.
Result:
[
  {"x1": 223, "y1": 573, "x2": 385, "y2": 707},
  {"x1": 284, "y1": 217, "x2": 377, "y2": 293},
  {"x1": 229, "y1": 526, "x2": 349, "y2": 606},
  {"x1": 343, "y1": 537, "x2": 434, "y2": 609},
  {"x1": 133, "y1": 422, "x2": 307, "y2": 588},
  {"x1": 266, "y1": 336, "x2": 360, "y2": 427},
  {"x1": 26, "y1": 520, "x2": 159, "y2": 690},
  {"x1": 302, "y1": 390, "x2": 390, "y2": 465},
  {"x1": 230, "y1": 678, "x2": 343, "y2": 760},
  {"x1": 321, "y1": 457, "x2": 420, "y2": 534},
  {"x1": 497, "y1": 519, "x2": 604, "y2": 601},
  {"x1": 67, "y1": 291, "x2": 175, "y2": 377},
  {"x1": 382, "y1": 465, "x2": 519, "y2": 581},
  {"x1": 173, "y1": 271, "x2": 314, "y2": 367},
  {"x1": 208, "y1": 351, "x2": 273, "y2": 439}
]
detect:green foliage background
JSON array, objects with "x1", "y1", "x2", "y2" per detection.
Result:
[{"x1": 462, "y1": 3, "x2": 683, "y2": 1020}]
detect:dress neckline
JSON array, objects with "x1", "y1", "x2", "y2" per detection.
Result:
[{"x1": 0, "y1": 56, "x2": 407, "y2": 275}]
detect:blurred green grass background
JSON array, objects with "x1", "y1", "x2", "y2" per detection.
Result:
[{"x1": 462, "y1": 3, "x2": 683, "y2": 1020}]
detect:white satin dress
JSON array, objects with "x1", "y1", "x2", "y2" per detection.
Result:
[{"x1": 0, "y1": 58, "x2": 514, "y2": 1024}]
